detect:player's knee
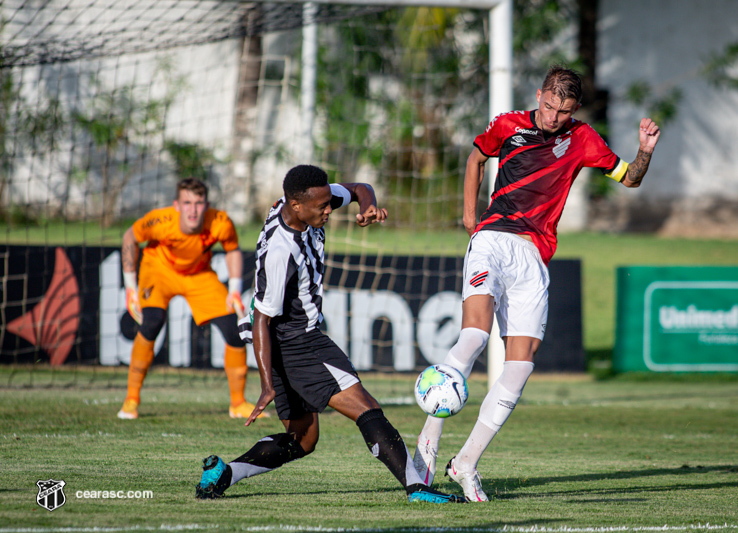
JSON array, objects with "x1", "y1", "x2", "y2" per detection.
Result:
[
  {"x1": 446, "y1": 327, "x2": 490, "y2": 376},
  {"x1": 139, "y1": 307, "x2": 166, "y2": 341},
  {"x1": 210, "y1": 314, "x2": 244, "y2": 347}
]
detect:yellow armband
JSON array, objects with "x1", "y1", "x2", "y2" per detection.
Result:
[{"x1": 604, "y1": 159, "x2": 629, "y2": 182}]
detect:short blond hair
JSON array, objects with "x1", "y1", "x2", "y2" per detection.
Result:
[{"x1": 542, "y1": 66, "x2": 582, "y2": 104}]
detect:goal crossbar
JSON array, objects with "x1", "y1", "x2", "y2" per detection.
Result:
[{"x1": 265, "y1": 0, "x2": 504, "y2": 8}]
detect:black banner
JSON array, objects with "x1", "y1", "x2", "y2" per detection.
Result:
[{"x1": 0, "y1": 245, "x2": 583, "y2": 371}]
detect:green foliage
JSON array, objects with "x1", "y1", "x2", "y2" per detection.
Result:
[
  {"x1": 514, "y1": 0, "x2": 570, "y2": 56},
  {"x1": 624, "y1": 81, "x2": 683, "y2": 127},
  {"x1": 164, "y1": 141, "x2": 219, "y2": 181},
  {"x1": 703, "y1": 41, "x2": 738, "y2": 89},
  {"x1": 72, "y1": 59, "x2": 185, "y2": 226},
  {"x1": 314, "y1": 8, "x2": 485, "y2": 228},
  {"x1": 1, "y1": 26, "x2": 68, "y2": 220},
  {"x1": 513, "y1": 0, "x2": 578, "y2": 77}
]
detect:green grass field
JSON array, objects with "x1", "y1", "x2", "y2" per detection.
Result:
[{"x1": 1, "y1": 367, "x2": 737, "y2": 531}]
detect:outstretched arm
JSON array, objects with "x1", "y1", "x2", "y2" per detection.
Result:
[
  {"x1": 464, "y1": 147, "x2": 489, "y2": 236},
  {"x1": 121, "y1": 227, "x2": 142, "y2": 324},
  {"x1": 621, "y1": 118, "x2": 661, "y2": 188},
  {"x1": 245, "y1": 309, "x2": 275, "y2": 426},
  {"x1": 338, "y1": 182, "x2": 388, "y2": 226}
]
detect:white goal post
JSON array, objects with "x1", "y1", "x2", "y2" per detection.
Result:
[{"x1": 282, "y1": 0, "x2": 513, "y2": 387}]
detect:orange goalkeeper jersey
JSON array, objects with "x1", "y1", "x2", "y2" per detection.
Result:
[{"x1": 132, "y1": 206, "x2": 239, "y2": 275}]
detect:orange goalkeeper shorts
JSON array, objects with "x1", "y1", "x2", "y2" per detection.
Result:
[{"x1": 137, "y1": 255, "x2": 230, "y2": 325}]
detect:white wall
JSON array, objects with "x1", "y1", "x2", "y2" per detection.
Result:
[{"x1": 599, "y1": 0, "x2": 738, "y2": 201}]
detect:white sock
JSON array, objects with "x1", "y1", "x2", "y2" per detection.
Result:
[
  {"x1": 446, "y1": 327, "x2": 490, "y2": 379},
  {"x1": 228, "y1": 462, "x2": 271, "y2": 486},
  {"x1": 404, "y1": 446, "x2": 425, "y2": 486},
  {"x1": 456, "y1": 360, "x2": 534, "y2": 471},
  {"x1": 419, "y1": 328, "x2": 490, "y2": 446}
]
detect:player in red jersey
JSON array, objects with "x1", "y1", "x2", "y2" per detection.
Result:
[{"x1": 413, "y1": 66, "x2": 661, "y2": 501}]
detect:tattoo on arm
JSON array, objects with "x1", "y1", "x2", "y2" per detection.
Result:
[
  {"x1": 122, "y1": 240, "x2": 138, "y2": 272},
  {"x1": 625, "y1": 149, "x2": 652, "y2": 186}
]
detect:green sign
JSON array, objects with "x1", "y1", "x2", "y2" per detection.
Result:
[{"x1": 614, "y1": 267, "x2": 738, "y2": 372}]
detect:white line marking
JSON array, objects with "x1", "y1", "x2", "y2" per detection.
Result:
[{"x1": 2, "y1": 524, "x2": 736, "y2": 533}]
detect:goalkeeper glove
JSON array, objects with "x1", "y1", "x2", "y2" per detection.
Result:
[
  {"x1": 123, "y1": 271, "x2": 142, "y2": 325},
  {"x1": 226, "y1": 278, "x2": 244, "y2": 319}
]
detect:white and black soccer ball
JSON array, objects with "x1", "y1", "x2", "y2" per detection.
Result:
[{"x1": 414, "y1": 364, "x2": 468, "y2": 418}]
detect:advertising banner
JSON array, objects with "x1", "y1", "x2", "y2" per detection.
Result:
[
  {"x1": 1, "y1": 245, "x2": 583, "y2": 372},
  {"x1": 614, "y1": 266, "x2": 738, "y2": 372}
]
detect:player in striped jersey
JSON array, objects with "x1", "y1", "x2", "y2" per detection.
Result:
[
  {"x1": 196, "y1": 165, "x2": 467, "y2": 504},
  {"x1": 414, "y1": 66, "x2": 661, "y2": 502}
]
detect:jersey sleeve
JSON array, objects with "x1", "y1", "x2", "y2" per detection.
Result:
[
  {"x1": 473, "y1": 113, "x2": 507, "y2": 158},
  {"x1": 581, "y1": 125, "x2": 628, "y2": 182},
  {"x1": 211, "y1": 210, "x2": 239, "y2": 252},
  {"x1": 329, "y1": 183, "x2": 352, "y2": 209},
  {"x1": 254, "y1": 249, "x2": 289, "y2": 317}
]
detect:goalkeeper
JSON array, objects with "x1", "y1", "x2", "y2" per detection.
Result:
[{"x1": 117, "y1": 178, "x2": 265, "y2": 421}]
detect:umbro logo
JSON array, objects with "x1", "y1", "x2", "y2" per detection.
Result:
[
  {"x1": 511, "y1": 135, "x2": 526, "y2": 147},
  {"x1": 553, "y1": 137, "x2": 571, "y2": 158},
  {"x1": 498, "y1": 400, "x2": 516, "y2": 410}
]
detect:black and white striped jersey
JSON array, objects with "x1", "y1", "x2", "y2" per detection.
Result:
[{"x1": 238, "y1": 184, "x2": 351, "y2": 343}]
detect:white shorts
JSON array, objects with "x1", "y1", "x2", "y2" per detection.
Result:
[{"x1": 462, "y1": 231, "x2": 550, "y2": 340}]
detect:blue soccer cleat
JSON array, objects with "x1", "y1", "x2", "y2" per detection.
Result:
[
  {"x1": 195, "y1": 455, "x2": 232, "y2": 499},
  {"x1": 406, "y1": 483, "x2": 468, "y2": 504}
]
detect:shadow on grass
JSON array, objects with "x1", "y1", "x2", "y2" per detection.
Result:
[{"x1": 479, "y1": 464, "x2": 738, "y2": 500}]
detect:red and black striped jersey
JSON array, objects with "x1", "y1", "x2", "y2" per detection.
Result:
[{"x1": 473, "y1": 109, "x2": 628, "y2": 265}]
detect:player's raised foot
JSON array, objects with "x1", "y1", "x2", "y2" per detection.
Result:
[
  {"x1": 195, "y1": 455, "x2": 232, "y2": 499},
  {"x1": 406, "y1": 483, "x2": 467, "y2": 504},
  {"x1": 413, "y1": 433, "x2": 438, "y2": 485},
  {"x1": 117, "y1": 398, "x2": 139, "y2": 420},
  {"x1": 445, "y1": 456, "x2": 489, "y2": 502},
  {"x1": 229, "y1": 401, "x2": 270, "y2": 419}
]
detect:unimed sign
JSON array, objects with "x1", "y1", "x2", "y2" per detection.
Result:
[{"x1": 614, "y1": 267, "x2": 738, "y2": 372}]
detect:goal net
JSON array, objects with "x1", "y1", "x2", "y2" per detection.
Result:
[{"x1": 1, "y1": 1, "x2": 491, "y2": 388}]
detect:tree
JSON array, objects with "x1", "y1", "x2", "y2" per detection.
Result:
[
  {"x1": 1, "y1": 51, "x2": 67, "y2": 222},
  {"x1": 72, "y1": 60, "x2": 184, "y2": 226},
  {"x1": 314, "y1": 8, "x2": 488, "y2": 228}
]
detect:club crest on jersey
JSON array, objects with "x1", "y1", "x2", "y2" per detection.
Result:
[
  {"x1": 36, "y1": 479, "x2": 66, "y2": 512},
  {"x1": 143, "y1": 285, "x2": 154, "y2": 300},
  {"x1": 469, "y1": 271, "x2": 488, "y2": 287},
  {"x1": 553, "y1": 137, "x2": 571, "y2": 158}
]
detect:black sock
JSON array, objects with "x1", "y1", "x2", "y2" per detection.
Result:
[
  {"x1": 229, "y1": 433, "x2": 307, "y2": 484},
  {"x1": 356, "y1": 408, "x2": 417, "y2": 491}
]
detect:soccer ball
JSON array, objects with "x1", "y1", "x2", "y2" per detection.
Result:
[{"x1": 414, "y1": 364, "x2": 468, "y2": 418}]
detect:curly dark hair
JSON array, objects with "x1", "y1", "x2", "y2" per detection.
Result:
[
  {"x1": 541, "y1": 65, "x2": 582, "y2": 104},
  {"x1": 283, "y1": 165, "x2": 329, "y2": 202}
]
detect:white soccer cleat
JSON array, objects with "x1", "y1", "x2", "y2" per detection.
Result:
[
  {"x1": 413, "y1": 433, "x2": 438, "y2": 486},
  {"x1": 117, "y1": 398, "x2": 139, "y2": 420},
  {"x1": 445, "y1": 456, "x2": 489, "y2": 502}
]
